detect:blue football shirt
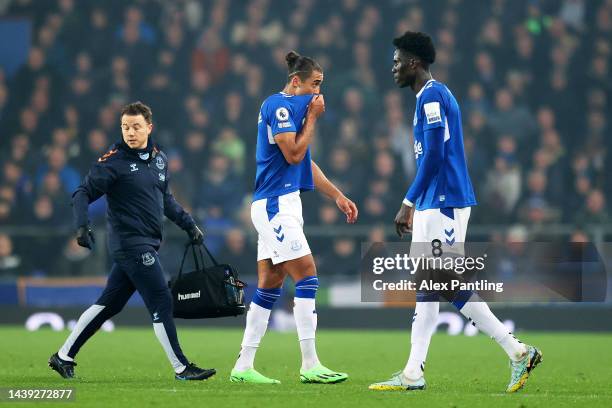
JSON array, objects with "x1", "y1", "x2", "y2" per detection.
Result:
[
  {"x1": 406, "y1": 79, "x2": 477, "y2": 210},
  {"x1": 253, "y1": 92, "x2": 315, "y2": 201}
]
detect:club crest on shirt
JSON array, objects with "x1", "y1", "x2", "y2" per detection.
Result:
[
  {"x1": 155, "y1": 156, "x2": 165, "y2": 170},
  {"x1": 142, "y1": 252, "x2": 155, "y2": 266}
]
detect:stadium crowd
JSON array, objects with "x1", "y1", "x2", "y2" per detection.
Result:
[{"x1": 0, "y1": 0, "x2": 611, "y2": 277}]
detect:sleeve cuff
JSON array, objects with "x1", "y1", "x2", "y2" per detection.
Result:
[{"x1": 402, "y1": 198, "x2": 414, "y2": 207}]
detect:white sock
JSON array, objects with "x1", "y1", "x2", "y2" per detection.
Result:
[
  {"x1": 294, "y1": 297, "x2": 320, "y2": 370},
  {"x1": 403, "y1": 301, "x2": 439, "y2": 380},
  {"x1": 459, "y1": 300, "x2": 527, "y2": 361},
  {"x1": 234, "y1": 303, "x2": 271, "y2": 371}
]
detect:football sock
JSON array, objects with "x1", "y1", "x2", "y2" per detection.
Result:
[
  {"x1": 234, "y1": 288, "x2": 280, "y2": 371},
  {"x1": 404, "y1": 300, "x2": 439, "y2": 380},
  {"x1": 294, "y1": 276, "x2": 320, "y2": 371},
  {"x1": 457, "y1": 295, "x2": 527, "y2": 361}
]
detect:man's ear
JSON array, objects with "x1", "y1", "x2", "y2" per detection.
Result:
[{"x1": 291, "y1": 75, "x2": 300, "y2": 88}]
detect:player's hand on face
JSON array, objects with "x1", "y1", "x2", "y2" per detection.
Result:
[
  {"x1": 394, "y1": 204, "x2": 414, "y2": 238},
  {"x1": 76, "y1": 226, "x2": 95, "y2": 249},
  {"x1": 307, "y1": 94, "x2": 325, "y2": 119},
  {"x1": 336, "y1": 195, "x2": 358, "y2": 224}
]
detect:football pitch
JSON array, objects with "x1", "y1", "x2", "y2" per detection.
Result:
[{"x1": 1, "y1": 327, "x2": 611, "y2": 408}]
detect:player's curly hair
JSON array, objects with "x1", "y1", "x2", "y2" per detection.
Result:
[
  {"x1": 285, "y1": 50, "x2": 322, "y2": 81},
  {"x1": 392, "y1": 31, "x2": 436, "y2": 67}
]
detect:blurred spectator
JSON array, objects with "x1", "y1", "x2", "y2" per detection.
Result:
[
  {"x1": 196, "y1": 155, "x2": 243, "y2": 219},
  {"x1": 488, "y1": 88, "x2": 537, "y2": 143},
  {"x1": 217, "y1": 228, "x2": 256, "y2": 276},
  {"x1": 516, "y1": 171, "x2": 559, "y2": 225},
  {"x1": 212, "y1": 127, "x2": 246, "y2": 175},
  {"x1": 0, "y1": 233, "x2": 21, "y2": 276},
  {"x1": 483, "y1": 153, "x2": 521, "y2": 222},
  {"x1": 36, "y1": 146, "x2": 80, "y2": 196},
  {"x1": 319, "y1": 238, "x2": 358, "y2": 276},
  {"x1": 576, "y1": 189, "x2": 609, "y2": 225}
]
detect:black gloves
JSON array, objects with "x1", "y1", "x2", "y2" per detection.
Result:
[
  {"x1": 76, "y1": 226, "x2": 95, "y2": 249},
  {"x1": 187, "y1": 225, "x2": 204, "y2": 245}
]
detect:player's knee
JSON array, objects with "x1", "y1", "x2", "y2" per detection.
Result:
[
  {"x1": 295, "y1": 276, "x2": 319, "y2": 299},
  {"x1": 252, "y1": 287, "x2": 282, "y2": 310}
]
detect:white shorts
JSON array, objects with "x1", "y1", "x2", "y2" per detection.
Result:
[
  {"x1": 410, "y1": 207, "x2": 471, "y2": 258},
  {"x1": 251, "y1": 191, "x2": 312, "y2": 265}
]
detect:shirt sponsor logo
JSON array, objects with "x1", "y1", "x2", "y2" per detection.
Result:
[
  {"x1": 424, "y1": 102, "x2": 442, "y2": 124},
  {"x1": 178, "y1": 290, "x2": 201, "y2": 301},
  {"x1": 138, "y1": 152, "x2": 150, "y2": 160},
  {"x1": 278, "y1": 122, "x2": 291, "y2": 128},
  {"x1": 155, "y1": 156, "x2": 165, "y2": 170},
  {"x1": 275, "y1": 107, "x2": 290, "y2": 121},
  {"x1": 414, "y1": 140, "x2": 423, "y2": 159}
]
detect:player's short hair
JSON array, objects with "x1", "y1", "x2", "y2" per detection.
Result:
[
  {"x1": 393, "y1": 31, "x2": 436, "y2": 67},
  {"x1": 285, "y1": 50, "x2": 322, "y2": 81},
  {"x1": 121, "y1": 101, "x2": 153, "y2": 124}
]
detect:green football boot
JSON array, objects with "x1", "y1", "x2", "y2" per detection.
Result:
[
  {"x1": 229, "y1": 368, "x2": 280, "y2": 384},
  {"x1": 300, "y1": 363, "x2": 348, "y2": 384},
  {"x1": 506, "y1": 345, "x2": 543, "y2": 393}
]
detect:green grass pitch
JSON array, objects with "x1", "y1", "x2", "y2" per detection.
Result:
[{"x1": 1, "y1": 327, "x2": 611, "y2": 408}]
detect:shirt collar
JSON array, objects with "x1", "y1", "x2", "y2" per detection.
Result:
[{"x1": 416, "y1": 78, "x2": 436, "y2": 99}]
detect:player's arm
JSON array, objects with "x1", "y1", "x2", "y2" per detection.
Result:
[
  {"x1": 312, "y1": 160, "x2": 358, "y2": 224},
  {"x1": 162, "y1": 173, "x2": 203, "y2": 244},
  {"x1": 274, "y1": 95, "x2": 325, "y2": 165},
  {"x1": 404, "y1": 127, "x2": 445, "y2": 204},
  {"x1": 72, "y1": 160, "x2": 118, "y2": 248},
  {"x1": 395, "y1": 97, "x2": 446, "y2": 237}
]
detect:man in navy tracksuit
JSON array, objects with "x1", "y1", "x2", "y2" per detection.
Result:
[{"x1": 49, "y1": 102, "x2": 215, "y2": 381}]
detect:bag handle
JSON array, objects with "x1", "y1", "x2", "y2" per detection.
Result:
[
  {"x1": 199, "y1": 242, "x2": 219, "y2": 266},
  {"x1": 177, "y1": 242, "x2": 218, "y2": 280}
]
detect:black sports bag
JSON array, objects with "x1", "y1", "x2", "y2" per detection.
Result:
[{"x1": 169, "y1": 243, "x2": 246, "y2": 319}]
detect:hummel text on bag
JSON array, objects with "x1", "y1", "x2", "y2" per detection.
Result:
[{"x1": 178, "y1": 291, "x2": 201, "y2": 301}]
